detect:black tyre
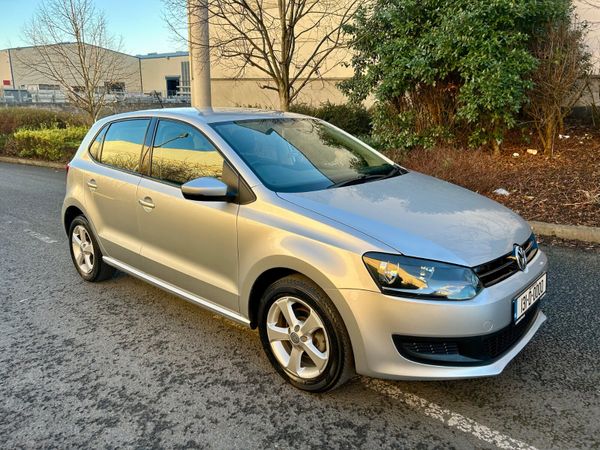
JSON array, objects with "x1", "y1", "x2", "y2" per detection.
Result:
[
  {"x1": 68, "y1": 215, "x2": 115, "y2": 282},
  {"x1": 258, "y1": 274, "x2": 355, "y2": 392}
]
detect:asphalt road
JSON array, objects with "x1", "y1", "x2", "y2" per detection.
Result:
[{"x1": 0, "y1": 162, "x2": 598, "y2": 449}]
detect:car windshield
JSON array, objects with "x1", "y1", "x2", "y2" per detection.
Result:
[{"x1": 210, "y1": 118, "x2": 399, "y2": 193}]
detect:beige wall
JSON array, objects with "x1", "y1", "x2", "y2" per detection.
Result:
[
  {"x1": 208, "y1": 48, "x2": 352, "y2": 106},
  {"x1": 211, "y1": 78, "x2": 347, "y2": 108},
  {"x1": 0, "y1": 50, "x2": 13, "y2": 89},
  {"x1": 140, "y1": 55, "x2": 187, "y2": 94},
  {"x1": 8, "y1": 45, "x2": 141, "y2": 92},
  {"x1": 208, "y1": 47, "x2": 353, "y2": 80},
  {"x1": 140, "y1": 52, "x2": 350, "y2": 107},
  {"x1": 576, "y1": 1, "x2": 600, "y2": 73}
]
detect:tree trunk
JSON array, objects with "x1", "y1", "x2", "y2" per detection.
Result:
[
  {"x1": 492, "y1": 139, "x2": 501, "y2": 155},
  {"x1": 558, "y1": 113, "x2": 565, "y2": 136},
  {"x1": 278, "y1": 86, "x2": 290, "y2": 112},
  {"x1": 491, "y1": 123, "x2": 502, "y2": 155},
  {"x1": 543, "y1": 115, "x2": 556, "y2": 157}
]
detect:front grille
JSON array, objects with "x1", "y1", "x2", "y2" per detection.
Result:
[
  {"x1": 473, "y1": 234, "x2": 539, "y2": 287},
  {"x1": 393, "y1": 304, "x2": 539, "y2": 366}
]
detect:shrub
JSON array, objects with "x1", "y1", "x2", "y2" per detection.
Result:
[
  {"x1": 290, "y1": 101, "x2": 372, "y2": 137},
  {"x1": 0, "y1": 107, "x2": 87, "y2": 135},
  {"x1": 369, "y1": 102, "x2": 452, "y2": 152},
  {"x1": 341, "y1": 0, "x2": 571, "y2": 152},
  {"x1": 526, "y1": 16, "x2": 591, "y2": 156},
  {"x1": 10, "y1": 126, "x2": 88, "y2": 161}
]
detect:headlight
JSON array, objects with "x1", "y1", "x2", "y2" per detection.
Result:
[{"x1": 362, "y1": 252, "x2": 482, "y2": 300}]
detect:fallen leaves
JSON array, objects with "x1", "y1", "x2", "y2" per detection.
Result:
[{"x1": 397, "y1": 124, "x2": 600, "y2": 227}]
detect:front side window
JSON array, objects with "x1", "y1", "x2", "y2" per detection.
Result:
[
  {"x1": 100, "y1": 119, "x2": 150, "y2": 172},
  {"x1": 211, "y1": 118, "x2": 397, "y2": 193},
  {"x1": 151, "y1": 120, "x2": 224, "y2": 185}
]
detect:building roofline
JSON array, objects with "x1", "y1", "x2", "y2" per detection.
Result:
[
  {"x1": 137, "y1": 51, "x2": 189, "y2": 59},
  {"x1": 1, "y1": 42, "x2": 138, "y2": 59},
  {"x1": 1, "y1": 42, "x2": 80, "y2": 51},
  {"x1": 1, "y1": 44, "x2": 190, "y2": 62}
]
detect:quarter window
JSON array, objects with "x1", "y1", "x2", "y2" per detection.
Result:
[
  {"x1": 88, "y1": 127, "x2": 106, "y2": 161},
  {"x1": 151, "y1": 120, "x2": 224, "y2": 185},
  {"x1": 100, "y1": 119, "x2": 150, "y2": 172}
]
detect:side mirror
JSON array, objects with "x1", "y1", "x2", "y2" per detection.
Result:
[{"x1": 181, "y1": 177, "x2": 235, "y2": 202}]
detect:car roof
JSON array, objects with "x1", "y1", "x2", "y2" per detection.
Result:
[{"x1": 98, "y1": 107, "x2": 307, "y2": 125}]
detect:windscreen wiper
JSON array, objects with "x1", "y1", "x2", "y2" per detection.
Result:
[{"x1": 328, "y1": 165, "x2": 406, "y2": 189}]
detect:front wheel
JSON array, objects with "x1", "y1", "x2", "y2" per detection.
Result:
[{"x1": 258, "y1": 274, "x2": 355, "y2": 392}]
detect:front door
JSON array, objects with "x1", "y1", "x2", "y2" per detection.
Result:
[{"x1": 136, "y1": 119, "x2": 240, "y2": 312}]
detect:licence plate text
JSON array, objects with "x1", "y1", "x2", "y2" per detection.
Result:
[{"x1": 514, "y1": 273, "x2": 547, "y2": 322}]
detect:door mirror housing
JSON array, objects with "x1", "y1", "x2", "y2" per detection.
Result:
[{"x1": 181, "y1": 177, "x2": 235, "y2": 202}]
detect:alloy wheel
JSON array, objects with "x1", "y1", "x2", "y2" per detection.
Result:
[
  {"x1": 266, "y1": 296, "x2": 330, "y2": 379},
  {"x1": 71, "y1": 225, "x2": 95, "y2": 274}
]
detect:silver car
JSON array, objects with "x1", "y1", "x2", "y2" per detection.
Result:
[{"x1": 62, "y1": 108, "x2": 548, "y2": 392}]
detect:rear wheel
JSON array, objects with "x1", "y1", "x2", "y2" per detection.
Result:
[
  {"x1": 68, "y1": 216, "x2": 114, "y2": 282},
  {"x1": 258, "y1": 274, "x2": 354, "y2": 392}
]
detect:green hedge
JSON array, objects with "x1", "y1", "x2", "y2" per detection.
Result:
[
  {"x1": 0, "y1": 107, "x2": 87, "y2": 135},
  {"x1": 290, "y1": 102, "x2": 372, "y2": 137},
  {"x1": 10, "y1": 126, "x2": 88, "y2": 161}
]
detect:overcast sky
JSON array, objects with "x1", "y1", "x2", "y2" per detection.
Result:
[{"x1": 0, "y1": 0, "x2": 186, "y2": 55}]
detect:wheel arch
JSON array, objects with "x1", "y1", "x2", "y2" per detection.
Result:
[
  {"x1": 242, "y1": 257, "x2": 351, "y2": 331},
  {"x1": 63, "y1": 205, "x2": 85, "y2": 234},
  {"x1": 62, "y1": 201, "x2": 109, "y2": 257},
  {"x1": 246, "y1": 267, "x2": 298, "y2": 328}
]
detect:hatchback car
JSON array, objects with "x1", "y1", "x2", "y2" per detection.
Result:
[{"x1": 62, "y1": 108, "x2": 547, "y2": 392}]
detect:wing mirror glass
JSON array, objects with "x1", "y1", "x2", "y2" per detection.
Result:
[{"x1": 181, "y1": 177, "x2": 235, "y2": 202}]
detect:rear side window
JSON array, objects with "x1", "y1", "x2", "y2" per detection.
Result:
[
  {"x1": 100, "y1": 119, "x2": 150, "y2": 172},
  {"x1": 151, "y1": 119, "x2": 224, "y2": 185}
]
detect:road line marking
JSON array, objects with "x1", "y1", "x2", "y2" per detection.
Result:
[
  {"x1": 363, "y1": 379, "x2": 538, "y2": 450},
  {"x1": 0, "y1": 215, "x2": 30, "y2": 226},
  {"x1": 23, "y1": 228, "x2": 58, "y2": 244}
]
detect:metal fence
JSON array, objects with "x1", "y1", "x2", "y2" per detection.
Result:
[{"x1": 0, "y1": 88, "x2": 190, "y2": 107}]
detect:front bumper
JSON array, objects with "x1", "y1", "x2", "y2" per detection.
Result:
[{"x1": 333, "y1": 250, "x2": 548, "y2": 380}]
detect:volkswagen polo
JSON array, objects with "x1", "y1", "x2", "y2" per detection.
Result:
[{"x1": 62, "y1": 108, "x2": 548, "y2": 392}]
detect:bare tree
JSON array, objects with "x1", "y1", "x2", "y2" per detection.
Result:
[
  {"x1": 19, "y1": 0, "x2": 137, "y2": 123},
  {"x1": 527, "y1": 18, "x2": 591, "y2": 156},
  {"x1": 165, "y1": 0, "x2": 359, "y2": 111}
]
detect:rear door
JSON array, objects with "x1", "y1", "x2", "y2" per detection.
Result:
[
  {"x1": 84, "y1": 118, "x2": 151, "y2": 265},
  {"x1": 135, "y1": 119, "x2": 240, "y2": 312}
]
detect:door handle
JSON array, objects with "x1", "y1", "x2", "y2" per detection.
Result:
[
  {"x1": 87, "y1": 179, "x2": 97, "y2": 190},
  {"x1": 138, "y1": 197, "x2": 155, "y2": 209}
]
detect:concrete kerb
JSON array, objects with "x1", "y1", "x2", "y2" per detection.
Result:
[
  {"x1": 530, "y1": 221, "x2": 600, "y2": 244},
  {"x1": 0, "y1": 156, "x2": 66, "y2": 170}
]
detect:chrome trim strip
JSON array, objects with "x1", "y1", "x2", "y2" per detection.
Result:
[{"x1": 103, "y1": 256, "x2": 251, "y2": 326}]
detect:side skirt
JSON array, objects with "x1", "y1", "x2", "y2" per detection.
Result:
[{"x1": 103, "y1": 256, "x2": 251, "y2": 327}]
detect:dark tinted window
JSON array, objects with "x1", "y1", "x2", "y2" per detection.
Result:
[
  {"x1": 151, "y1": 120, "x2": 224, "y2": 185},
  {"x1": 100, "y1": 119, "x2": 150, "y2": 172},
  {"x1": 88, "y1": 127, "x2": 106, "y2": 160}
]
